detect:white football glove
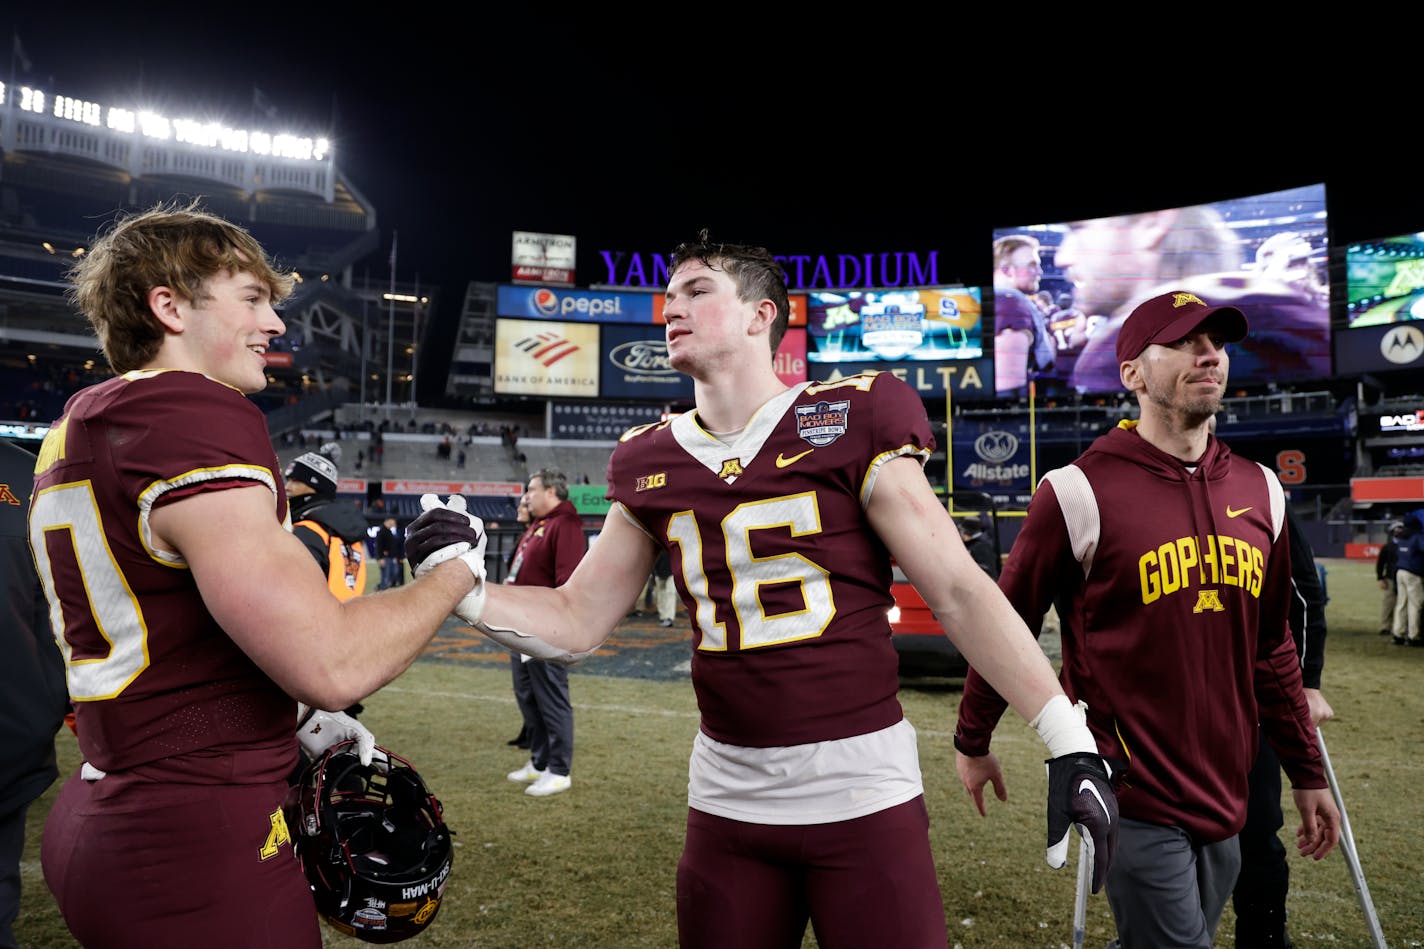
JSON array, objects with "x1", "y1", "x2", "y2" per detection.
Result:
[
  {"x1": 411, "y1": 494, "x2": 488, "y2": 625},
  {"x1": 297, "y1": 705, "x2": 378, "y2": 766}
]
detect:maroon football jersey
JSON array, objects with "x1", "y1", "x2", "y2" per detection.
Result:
[
  {"x1": 607, "y1": 371, "x2": 934, "y2": 747},
  {"x1": 29, "y1": 370, "x2": 297, "y2": 784}
]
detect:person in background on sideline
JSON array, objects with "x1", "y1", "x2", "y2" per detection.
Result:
[
  {"x1": 1218, "y1": 401, "x2": 1333, "y2": 947},
  {"x1": 376, "y1": 516, "x2": 403, "y2": 591},
  {"x1": 648, "y1": 548, "x2": 677, "y2": 627},
  {"x1": 1392, "y1": 512, "x2": 1424, "y2": 646},
  {"x1": 28, "y1": 201, "x2": 482, "y2": 947},
  {"x1": 501, "y1": 469, "x2": 584, "y2": 798},
  {"x1": 0, "y1": 439, "x2": 67, "y2": 949},
  {"x1": 1376, "y1": 521, "x2": 1402, "y2": 637},
  {"x1": 1232, "y1": 501, "x2": 1332, "y2": 948},
  {"x1": 402, "y1": 232, "x2": 1118, "y2": 948},
  {"x1": 285, "y1": 443, "x2": 368, "y2": 603},
  {"x1": 957, "y1": 515, "x2": 999, "y2": 580},
  {"x1": 955, "y1": 290, "x2": 1338, "y2": 949},
  {"x1": 285, "y1": 444, "x2": 372, "y2": 718},
  {"x1": 504, "y1": 492, "x2": 535, "y2": 752}
]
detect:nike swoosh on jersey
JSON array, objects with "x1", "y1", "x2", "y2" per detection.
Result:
[
  {"x1": 775, "y1": 448, "x2": 814, "y2": 468},
  {"x1": 1226, "y1": 506, "x2": 1252, "y2": 518}
]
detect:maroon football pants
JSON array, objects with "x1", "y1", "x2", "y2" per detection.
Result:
[{"x1": 676, "y1": 796, "x2": 947, "y2": 949}]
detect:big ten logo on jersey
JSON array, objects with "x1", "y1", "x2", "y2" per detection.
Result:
[
  {"x1": 1138, "y1": 533, "x2": 1265, "y2": 606},
  {"x1": 636, "y1": 472, "x2": 667, "y2": 492}
]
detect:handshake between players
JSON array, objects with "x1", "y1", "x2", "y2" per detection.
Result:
[{"x1": 405, "y1": 493, "x2": 1122, "y2": 895}]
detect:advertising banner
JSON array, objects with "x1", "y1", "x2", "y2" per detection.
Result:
[
  {"x1": 494, "y1": 318, "x2": 600, "y2": 397},
  {"x1": 950, "y1": 419, "x2": 1034, "y2": 507},
  {"x1": 550, "y1": 401, "x2": 667, "y2": 441},
  {"x1": 1334, "y1": 321, "x2": 1424, "y2": 376},
  {"x1": 380, "y1": 479, "x2": 524, "y2": 497},
  {"x1": 806, "y1": 288, "x2": 982, "y2": 361},
  {"x1": 497, "y1": 285, "x2": 654, "y2": 323},
  {"x1": 774, "y1": 328, "x2": 808, "y2": 387},
  {"x1": 568, "y1": 483, "x2": 613, "y2": 516},
  {"x1": 511, "y1": 231, "x2": 576, "y2": 286},
  {"x1": 599, "y1": 324, "x2": 695, "y2": 401}
]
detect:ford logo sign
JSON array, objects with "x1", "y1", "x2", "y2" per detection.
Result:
[{"x1": 610, "y1": 340, "x2": 677, "y2": 375}]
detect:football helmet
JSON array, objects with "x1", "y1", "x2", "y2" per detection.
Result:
[{"x1": 285, "y1": 740, "x2": 453, "y2": 943}]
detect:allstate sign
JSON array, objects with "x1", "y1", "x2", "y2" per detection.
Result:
[{"x1": 497, "y1": 285, "x2": 655, "y2": 323}]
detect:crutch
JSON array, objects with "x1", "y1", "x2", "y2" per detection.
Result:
[
  {"x1": 1317, "y1": 726, "x2": 1388, "y2": 949},
  {"x1": 1072, "y1": 834, "x2": 1090, "y2": 949}
]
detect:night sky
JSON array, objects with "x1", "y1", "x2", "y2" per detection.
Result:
[{"x1": 7, "y1": 11, "x2": 1420, "y2": 347}]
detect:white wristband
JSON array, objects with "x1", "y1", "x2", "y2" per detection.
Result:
[
  {"x1": 453, "y1": 576, "x2": 487, "y2": 626},
  {"x1": 472, "y1": 619, "x2": 600, "y2": 666},
  {"x1": 1030, "y1": 694, "x2": 1098, "y2": 758}
]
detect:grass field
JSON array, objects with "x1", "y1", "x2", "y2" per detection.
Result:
[{"x1": 16, "y1": 558, "x2": 1424, "y2": 947}]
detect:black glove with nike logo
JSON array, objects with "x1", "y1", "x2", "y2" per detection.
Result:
[{"x1": 1045, "y1": 752, "x2": 1120, "y2": 894}]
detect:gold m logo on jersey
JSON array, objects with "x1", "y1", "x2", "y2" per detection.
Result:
[
  {"x1": 1173, "y1": 292, "x2": 1208, "y2": 309},
  {"x1": 258, "y1": 807, "x2": 292, "y2": 860},
  {"x1": 1192, "y1": 590, "x2": 1226, "y2": 613},
  {"x1": 635, "y1": 472, "x2": 667, "y2": 492},
  {"x1": 718, "y1": 459, "x2": 744, "y2": 480}
]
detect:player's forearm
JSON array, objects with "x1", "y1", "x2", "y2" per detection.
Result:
[
  {"x1": 481, "y1": 581, "x2": 614, "y2": 657},
  {"x1": 290, "y1": 559, "x2": 476, "y2": 708},
  {"x1": 936, "y1": 571, "x2": 1064, "y2": 723}
]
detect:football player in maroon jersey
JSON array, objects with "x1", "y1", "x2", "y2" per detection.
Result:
[
  {"x1": 406, "y1": 232, "x2": 1119, "y2": 948},
  {"x1": 954, "y1": 290, "x2": 1340, "y2": 948},
  {"x1": 29, "y1": 201, "x2": 480, "y2": 948}
]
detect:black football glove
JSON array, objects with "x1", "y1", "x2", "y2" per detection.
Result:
[
  {"x1": 1045, "y1": 752, "x2": 1120, "y2": 894},
  {"x1": 405, "y1": 494, "x2": 484, "y2": 575}
]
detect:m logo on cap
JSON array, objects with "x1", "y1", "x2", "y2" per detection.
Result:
[{"x1": 1172, "y1": 292, "x2": 1208, "y2": 308}]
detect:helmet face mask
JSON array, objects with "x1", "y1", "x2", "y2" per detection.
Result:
[{"x1": 285, "y1": 740, "x2": 453, "y2": 944}]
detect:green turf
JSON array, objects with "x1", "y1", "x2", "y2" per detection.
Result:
[{"x1": 16, "y1": 558, "x2": 1424, "y2": 947}]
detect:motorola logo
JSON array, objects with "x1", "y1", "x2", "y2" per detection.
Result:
[{"x1": 1380, "y1": 324, "x2": 1424, "y2": 365}]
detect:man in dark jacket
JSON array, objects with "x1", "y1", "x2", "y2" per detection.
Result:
[
  {"x1": 502, "y1": 468, "x2": 586, "y2": 798},
  {"x1": 1232, "y1": 504, "x2": 1332, "y2": 947},
  {"x1": 1376, "y1": 522, "x2": 1402, "y2": 637},
  {"x1": 958, "y1": 516, "x2": 999, "y2": 580},
  {"x1": 1392, "y1": 513, "x2": 1424, "y2": 646},
  {"x1": 375, "y1": 517, "x2": 403, "y2": 590},
  {"x1": 1, "y1": 439, "x2": 68, "y2": 949}
]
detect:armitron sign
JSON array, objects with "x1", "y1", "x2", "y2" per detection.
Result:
[{"x1": 512, "y1": 231, "x2": 576, "y2": 286}]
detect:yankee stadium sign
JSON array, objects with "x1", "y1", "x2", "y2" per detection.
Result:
[{"x1": 597, "y1": 250, "x2": 940, "y2": 290}]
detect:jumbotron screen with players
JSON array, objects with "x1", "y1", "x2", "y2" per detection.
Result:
[
  {"x1": 1346, "y1": 231, "x2": 1424, "y2": 327},
  {"x1": 991, "y1": 184, "x2": 1331, "y2": 397}
]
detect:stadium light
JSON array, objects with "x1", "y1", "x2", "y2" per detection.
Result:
[{"x1": 9, "y1": 80, "x2": 331, "y2": 161}]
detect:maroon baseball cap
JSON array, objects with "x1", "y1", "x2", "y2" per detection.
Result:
[{"x1": 1115, "y1": 290, "x2": 1248, "y2": 363}]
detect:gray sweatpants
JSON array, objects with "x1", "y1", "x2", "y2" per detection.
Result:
[
  {"x1": 1104, "y1": 817, "x2": 1240, "y2": 949},
  {"x1": 518, "y1": 658, "x2": 574, "y2": 777}
]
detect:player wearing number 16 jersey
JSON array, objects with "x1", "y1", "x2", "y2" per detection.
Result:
[
  {"x1": 403, "y1": 232, "x2": 1122, "y2": 949},
  {"x1": 608, "y1": 371, "x2": 930, "y2": 797}
]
